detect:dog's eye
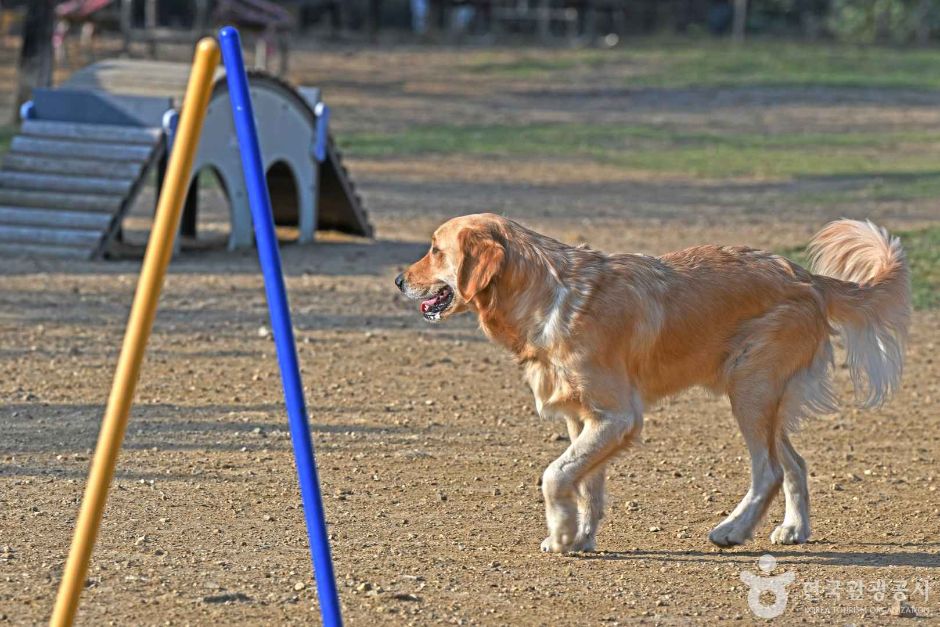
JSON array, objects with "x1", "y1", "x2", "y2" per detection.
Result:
[{"x1": 431, "y1": 246, "x2": 441, "y2": 255}]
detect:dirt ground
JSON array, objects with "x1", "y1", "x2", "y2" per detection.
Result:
[{"x1": 1, "y1": 41, "x2": 939, "y2": 626}]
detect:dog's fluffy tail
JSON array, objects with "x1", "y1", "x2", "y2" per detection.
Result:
[{"x1": 808, "y1": 219, "x2": 911, "y2": 408}]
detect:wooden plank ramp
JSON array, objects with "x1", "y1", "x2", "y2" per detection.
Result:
[
  {"x1": 0, "y1": 242, "x2": 94, "y2": 259},
  {"x1": 0, "y1": 118, "x2": 164, "y2": 259}
]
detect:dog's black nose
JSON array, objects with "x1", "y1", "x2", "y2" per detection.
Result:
[{"x1": 395, "y1": 273, "x2": 405, "y2": 291}]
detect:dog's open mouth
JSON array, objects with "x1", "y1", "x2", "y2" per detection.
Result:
[{"x1": 420, "y1": 285, "x2": 454, "y2": 321}]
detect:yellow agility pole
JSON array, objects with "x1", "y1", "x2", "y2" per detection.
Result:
[{"x1": 50, "y1": 38, "x2": 220, "y2": 627}]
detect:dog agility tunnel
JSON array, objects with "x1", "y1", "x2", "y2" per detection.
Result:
[{"x1": 0, "y1": 59, "x2": 371, "y2": 259}]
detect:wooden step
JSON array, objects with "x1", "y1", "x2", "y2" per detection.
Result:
[
  {"x1": 0, "y1": 189, "x2": 123, "y2": 213},
  {"x1": 0, "y1": 242, "x2": 92, "y2": 259},
  {"x1": 2, "y1": 154, "x2": 145, "y2": 179},
  {"x1": 0, "y1": 206, "x2": 113, "y2": 230},
  {"x1": 0, "y1": 171, "x2": 133, "y2": 195},
  {"x1": 21, "y1": 119, "x2": 161, "y2": 145},
  {"x1": 0, "y1": 224, "x2": 102, "y2": 247},
  {"x1": 11, "y1": 136, "x2": 154, "y2": 162}
]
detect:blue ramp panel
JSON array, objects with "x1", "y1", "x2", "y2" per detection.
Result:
[{"x1": 218, "y1": 26, "x2": 343, "y2": 627}]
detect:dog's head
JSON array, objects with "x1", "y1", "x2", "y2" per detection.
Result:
[{"x1": 395, "y1": 214, "x2": 506, "y2": 322}]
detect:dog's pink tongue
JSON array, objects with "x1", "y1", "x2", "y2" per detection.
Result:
[{"x1": 420, "y1": 294, "x2": 441, "y2": 313}]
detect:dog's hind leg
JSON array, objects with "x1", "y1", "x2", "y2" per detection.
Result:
[
  {"x1": 708, "y1": 390, "x2": 783, "y2": 547},
  {"x1": 771, "y1": 434, "x2": 810, "y2": 544},
  {"x1": 769, "y1": 348, "x2": 835, "y2": 544},
  {"x1": 708, "y1": 404, "x2": 783, "y2": 546},
  {"x1": 709, "y1": 348, "x2": 789, "y2": 548},
  {"x1": 709, "y1": 302, "x2": 828, "y2": 547},
  {"x1": 542, "y1": 411, "x2": 639, "y2": 554}
]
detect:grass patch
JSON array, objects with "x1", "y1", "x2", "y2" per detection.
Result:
[
  {"x1": 795, "y1": 173, "x2": 940, "y2": 205},
  {"x1": 779, "y1": 225, "x2": 940, "y2": 309},
  {"x1": 903, "y1": 226, "x2": 940, "y2": 309},
  {"x1": 355, "y1": 42, "x2": 940, "y2": 179},
  {"x1": 466, "y1": 51, "x2": 609, "y2": 78},
  {"x1": 342, "y1": 122, "x2": 940, "y2": 179},
  {"x1": 463, "y1": 40, "x2": 940, "y2": 90},
  {"x1": 627, "y1": 40, "x2": 940, "y2": 90},
  {"x1": 867, "y1": 174, "x2": 940, "y2": 201}
]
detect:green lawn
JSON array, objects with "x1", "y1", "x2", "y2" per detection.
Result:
[
  {"x1": 467, "y1": 52, "x2": 609, "y2": 78},
  {"x1": 467, "y1": 39, "x2": 940, "y2": 90},
  {"x1": 779, "y1": 225, "x2": 940, "y2": 310},
  {"x1": 343, "y1": 40, "x2": 940, "y2": 180},
  {"x1": 630, "y1": 42, "x2": 940, "y2": 90},
  {"x1": 903, "y1": 226, "x2": 940, "y2": 309},
  {"x1": 343, "y1": 122, "x2": 940, "y2": 180}
]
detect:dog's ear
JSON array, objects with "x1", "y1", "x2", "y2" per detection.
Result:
[{"x1": 457, "y1": 228, "x2": 505, "y2": 302}]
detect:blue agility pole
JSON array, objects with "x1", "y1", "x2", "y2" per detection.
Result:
[{"x1": 218, "y1": 26, "x2": 342, "y2": 626}]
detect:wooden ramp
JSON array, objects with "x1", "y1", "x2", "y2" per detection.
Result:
[
  {"x1": 0, "y1": 59, "x2": 370, "y2": 259},
  {"x1": 0, "y1": 89, "x2": 168, "y2": 259},
  {"x1": 66, "y1": 59, "x2": 373, "y2": 241}
]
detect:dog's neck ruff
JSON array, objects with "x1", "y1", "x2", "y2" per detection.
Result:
[{"x1": 477, "y1": 236, "x2": 598, "y2": 361}]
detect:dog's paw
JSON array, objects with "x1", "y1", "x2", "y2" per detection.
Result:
[
  {"x1": 770, "y1": 524, "x2": 809, "y2": 545},
  {"x1": 540, "y1": 536, "x2": 562, "y2": 553},
  {"x1": 574, "y1": 535, "x2": 597, "y2": 553},
  {"x1": 540, "y1": 534, "x2": 597, "y2": 554},
  {"x1": 708, "y1": 522, "x2": 751, "y2": 547}
]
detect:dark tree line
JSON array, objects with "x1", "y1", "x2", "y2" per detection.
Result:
[{"x1": 289, "y1": 0, "x2": 937, "y2": 43}]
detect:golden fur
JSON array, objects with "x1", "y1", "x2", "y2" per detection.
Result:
[{"x1": 396, "y1": 214, "x2": 911, "y2": 552}]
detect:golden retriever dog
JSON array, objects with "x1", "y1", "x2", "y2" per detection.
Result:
[{"x1": 395, "y1": 214, "x2": 910, "y2": 553}]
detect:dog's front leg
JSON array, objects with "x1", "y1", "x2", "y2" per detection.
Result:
[
  {"x1": 564, "y1": 417, "x2": 605, "y2": 552},
  {"x1": 541, "y1": 411, "x2": 639, "y2": 554}
]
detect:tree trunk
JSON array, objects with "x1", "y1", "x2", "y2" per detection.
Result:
[
  {"x1": 13, "y1": 0, "x2": 56, "y2": 124},
  {"x1": 366, "y1": 0, "x2": 382, "y2": 41},
  {"x1": 915, "y1": 0, "x2": 931, "y2": 46},
  {"x1": 732, "y1": 0, "x2": 748, "y2": 42}
]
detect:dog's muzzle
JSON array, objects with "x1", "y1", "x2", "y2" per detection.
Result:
[{"x1": 395, "y1": 274, "x2": 454, "y2": 322}]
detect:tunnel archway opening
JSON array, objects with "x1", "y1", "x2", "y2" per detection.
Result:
[
  {"x1": 178, "y1": 166, "x2": 230, "y2": 250},
  {"x1": 267, "y1": 160, "x2": 300, "y2": 241}
]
